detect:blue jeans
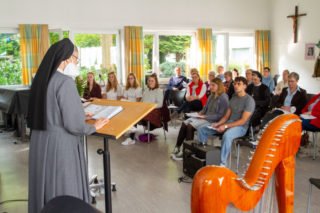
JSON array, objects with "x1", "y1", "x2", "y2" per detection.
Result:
[
  {"x1": 197, "y1": 125, "x2": 247, "y2": 166},
  {"x1": 302, "y1": 118, "x2": 320, "y2": 132}
]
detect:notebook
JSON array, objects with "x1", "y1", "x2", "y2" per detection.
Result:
[{"x1": 84, "y1": 104, "x2": 123, "y2": 120}]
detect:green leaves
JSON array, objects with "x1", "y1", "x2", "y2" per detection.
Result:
[
  {"x1": 74, "y1": 34, "x2": 101, "y2": 48},
  {"x1": 0, "y1": 59, "x2": 22, "y2": 85}
]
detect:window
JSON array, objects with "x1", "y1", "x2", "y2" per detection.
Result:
[
  {"x1": 0, "y1": 33, "x2": 22, "y2": 85},
  {"x1": 73, "y1": 33, "x2": 120, "y2": 84},
  {"x1": 49, "y1": 30, "x2": 70, "y2": 45},
  {"x1": 228, "y1": 35, "x2": 254, "y2": 75},
  {"x1": 213, "y1": 33, "x2": 254, "y2": 75},
  {"x1": 144, "y1": 32, "x2": 196, "y2": 81}
]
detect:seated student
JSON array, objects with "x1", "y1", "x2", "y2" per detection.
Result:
[
  {"x1": 197, "y1": 77, "x2": 255, "y2": 167},
  {"x1": 205, "y1": 71, "x2": 216, "y2": 97},
  {"x1": 122, "y1": 73, "x2": 142, "y2": 102},
  {"x1": 301, "y1": 92, "x2": 320, "y2": 131},
  {"x1": 260, "y1": 72, "x2": 307, "y2": 127},
  {"x1": 262, "y1": 67, "x2": 275, "y2": 93},
  {"x1": 274, "y1": 69, "x2": 289, "y2": 95},
  {"x1": 224, "y1": 71, "x2": 235, "y2": 99},
  {"x1": 246, "y1": 71, "x2": 270, "y2": 127},
  {"x1": 171, "y1": 78, "x2": 229, "y2": 160},
  {"x1": 217, "y1": 65, "x2": 225, "y2": 82},
  {"x1": 121, "y1": 73, "x2": 143, "y2": 145},
  {"x1": 83, "y1": 72, "x2": 102, "y2": 100},
  {"x1": 140, "y1": 73, "x2": 164, "y2": 131},
  {"x1": 104, "y1": 71, "x2": 122, "y2": 100},
  {"x1": 164, "y1": 67, "x2": 188, "y2": 103},
  {"x1": 176, "y1": 68, "x2": 207, "y2": 114},
  {"x1": 232, "y1": 68, "x2": 239, "y2": 80},
  {"x1": 245, "y1": 69, "x2": 253, "y2": 85}
]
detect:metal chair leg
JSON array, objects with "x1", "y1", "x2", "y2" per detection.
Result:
[
  {"x1": 147, "y1": 121, "x2": 150, "y2": 143},
  {"x1": 313, "y1": 132, "x2": 317, "y2": 160},
  {"x1": 307, "y1": 182, "x2": 313, "y2": 213},
  {"x1": 228, "y1": 144, "x2": 232, "y2": 168},
  {"x1": 236, "y1": 143, "x2": 240, "y2": 174}
]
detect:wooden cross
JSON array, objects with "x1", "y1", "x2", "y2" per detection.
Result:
[{"x1": 287, "y1": 5, "x2": 307, "y2": 43}]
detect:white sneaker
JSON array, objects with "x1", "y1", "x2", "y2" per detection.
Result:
[
  {"x1": 172, "y1": 151, "x2": 183, "y2": 161},
  {"x1": 121, "y1": 138, "x2": 135, "y2": 145}
]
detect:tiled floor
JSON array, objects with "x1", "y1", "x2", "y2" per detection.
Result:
[{"x1": 0, "y1": 124, "x2": 319, "y2": 213}]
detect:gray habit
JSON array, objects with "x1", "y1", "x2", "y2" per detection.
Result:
[{"x1": 28, "y1": 72, "x2": 96, "y2": 213}]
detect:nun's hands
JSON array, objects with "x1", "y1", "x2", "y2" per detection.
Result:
[
  {"x1": 94, "y1": 118, "x2": 110, "y2": 130},
  {"x1": 85, "y1": 112, "x2": 94, "y2": 120}
]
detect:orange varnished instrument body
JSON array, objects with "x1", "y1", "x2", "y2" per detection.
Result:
[{"x1": 191, "y1": 114, "x2": 302, "y2": 213}]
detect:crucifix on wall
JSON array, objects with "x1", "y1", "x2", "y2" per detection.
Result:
[{"x1": 287, "y1": 5, "x2": 307, "y2": 43}]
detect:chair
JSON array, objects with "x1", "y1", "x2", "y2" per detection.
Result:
[
  {"x1": 273, "y1": 74, "x2": 280, "y2": 87},
  {"x1": 143, "y1": 98, "x2": 171, "y2": 143},
  {"x1": 304, "y1": 93, "x2": 319, "y2": 160},
  {"x1": 41, "y1": 195, "x2": 100, "y2": 213},
  {"x1": 235, "y1": 120, "x2": 257, "y2": 174},
  {"x1": 310, "y1": 130, "x2": 320, "y2": 160},
  {"x1": 168, "y1": 89, "x2": 186, "y2": 127},
  {"x1": 307, "y1": 178, "x2": 320, "y2": 213}
]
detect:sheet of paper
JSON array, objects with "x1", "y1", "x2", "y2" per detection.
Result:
[
  {"x1": 300, "y1": 114, "x2": 316, "y2": 120},
  {"x1": 206, "y1": 126, "x2": 217, "y2": 130},
  {"x1": 84, "y1": 104, "x2": 123, "y2": 119},
  {"x1": 185, "y1": 112, "x2": 202, "y2": 118}
]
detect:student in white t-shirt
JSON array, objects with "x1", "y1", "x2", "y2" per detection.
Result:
[
  {"x1": 122, "y1": 73, "x2": 142, "y2": 102},
  {"x1": 104, "y1": 71, "x2": 122, "y2": 100},
  {"x1": 121, "y1": 73, "x2": 143, "y2": 146}
]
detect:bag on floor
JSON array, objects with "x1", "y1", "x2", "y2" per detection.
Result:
[{"x1": 138, "y1": 133, "x2": 156, "y2": 143}]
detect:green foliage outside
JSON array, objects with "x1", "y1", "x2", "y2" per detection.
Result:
[
  {"x1": 144, "y1": 35, "x2": 153, "y2": 71},
  {"x1": 0, "y1": 34, "x2": 22, "y2": 85},
  {"x1": 49, "y1": 32, "x2": 60, "y2": 45},
  {"x1": 159, "y1": 36, "x2": 191, "y2": 63},
  {"x1": 144, "y1": 35, "x2": 191, "y2": 78},
  {"x1": 159, "y1": 61, "x2": 186, "y2": 78},
  {"x1": 74, "y1": 34, "x2": 101, "y2": 48}
]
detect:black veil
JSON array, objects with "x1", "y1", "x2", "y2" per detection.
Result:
[{"x1": 28, "y1": 38, "x2": 74, "y2": 130}]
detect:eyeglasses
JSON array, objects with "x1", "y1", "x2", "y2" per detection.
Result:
[{"x1": 72, "y1": 54, "x2": 80, "y2": 63}]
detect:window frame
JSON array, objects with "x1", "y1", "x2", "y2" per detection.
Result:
[
  {"x1": 70, "y1": 29, "x2": 122, "y2": 83},
  {"x1": 212, "y1": 31, "x2": 255, "y2": 74},
  {"x1": 143, "y1": 30, "x2": 197, "y2": 84}
]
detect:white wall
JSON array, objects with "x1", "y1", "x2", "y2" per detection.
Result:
[
  {"x1": 271, "y1": 0, "x2": 320, "y2": 94},
  {"x1": 0, "y1": 0, "x2": 270, "y2": 30}
]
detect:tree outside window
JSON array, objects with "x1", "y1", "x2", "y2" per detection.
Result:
[{"x1": 0, "y1": 33, "x2": 22, "y2": 85}]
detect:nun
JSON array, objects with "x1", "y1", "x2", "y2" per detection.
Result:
[{"x1": 28, "y1": 38, "x2": 109, "y2": 213}]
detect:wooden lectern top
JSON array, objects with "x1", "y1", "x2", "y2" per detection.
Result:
[{"x1": 86, "y1": 99, "x2": 156, "y2": 139}]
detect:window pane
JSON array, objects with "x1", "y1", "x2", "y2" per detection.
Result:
[
  {"x1": 144, "y1": 34, "x2": 153, "y2": 74},
  {"x1": 50, "y1": 32, "x2": 60, "y2": 45},
  {"x1": 74, "y1": 33, "x2": 118, "y2": 85},
  {"x1": 229, "y1": 36, "x2": 254, "y2": 75},
  {"x1": 0, "y1": 33, "x2": 22, "y2": 85},
  {"x1": 213, "y1": 34, "x2": 226, "y2": 70},
  {"x1": 159, "y1": 35, "x2": 191, "y2": 78}
]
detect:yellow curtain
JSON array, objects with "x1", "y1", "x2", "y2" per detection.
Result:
[
  {"x1": 19, "y1": 24, "x2": 49, "y2": 85},
  {"x1": 197, "y1": 28, "x2": 213, "y2": 80},
  {"x1": 255, "y1": 30, "x2": 271, "y2": 73},
  {"x1": 124, "y1": 26, "x2": 144, "y2": 84}
]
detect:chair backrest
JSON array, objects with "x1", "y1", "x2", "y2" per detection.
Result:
[
  {"x1": 171, "y1": 89, "x2": 186, "y2": 107},
  {"x1": 306, "y1": 93, "x2": 316, "y2": 103},
  {"x1": 41, "y1": 195, "x2": 100, "y2": 213},
  {"x1": 273, "y1": 74, "x2": 280, "y2": 87}
]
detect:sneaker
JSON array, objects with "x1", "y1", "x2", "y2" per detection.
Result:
[
  {"x1": 121, "y1": 138, "x2": 135, "y2": 145},
  {"x1": 172, "y1": 151, "x2": 183, "y2": 161},
  {"x1": 171, "y1": 147, "x2": 180, "y2": 154}
]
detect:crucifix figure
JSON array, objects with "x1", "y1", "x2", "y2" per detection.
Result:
[{"x1": 287, "y1": 5, "x2": 307, "y2": 43}]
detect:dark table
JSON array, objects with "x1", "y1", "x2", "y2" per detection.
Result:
[{"x1": 0, "y1": 85, "x2": 30, "y2": 140}]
